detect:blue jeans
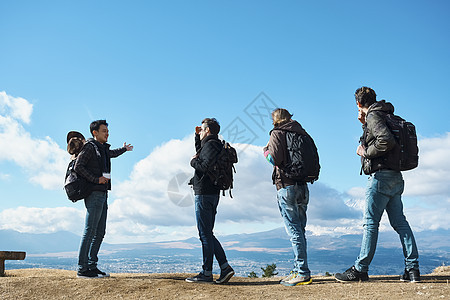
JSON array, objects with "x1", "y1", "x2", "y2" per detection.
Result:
[
  {"x1": 78, "y1": 191, "x2": 108, "y2": 271},
  {"x1": 277, "y1": 183, "x2": 310, "y2": 276},
  {"x1": 195, "y1": 194, "x2": 229, "y2": 276},
  {"x1": 355, "y1": 170, "x2": 419, "y2": 272}
]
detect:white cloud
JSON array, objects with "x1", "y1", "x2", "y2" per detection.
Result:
[
  {"x1": 0, "y1": 92, "x2": 448, "y2": 243},
  {"x1": 345, "y1": 133, "x2": 450, "y2": 233},
  {"x1": 0, "y1": 91, "x2": 33, "y2": 124},
  {"x1": 0, "y1": 91, "x2": 68, "y2": 189},
  {"x1": 3, "y1": 129, "x2": 448, "y2": 242},
  {"x1": 0, "y1": 206, "x2": 85, "y2": 234},
  {"x1": 106, "y1": 135, "x2": 362, "y2": 241},
  {"x1": 106, "y1": 132, "x2": 450, "y2": 241},
  {"x1": 106, "y1": 133, "x2": 450, "y2": 240},
  {"x1": 0, "y1": 173, "x2": 11, "y2": 180},
  {"x1": 400, "y1": 133, "x2": 450, "y2": 231},
  {"x1": 403, "y1": 133, "x2": 450, "y2": 197},
  {"x1": 109, "y1": 136, "x2": 196, "y2": 226}
]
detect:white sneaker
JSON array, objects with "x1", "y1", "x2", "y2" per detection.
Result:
[
  {"x1": 281, "y1": 273, "x2": 312, "y2": 286},
  {"x1": 280, "y1": 271, "x2": 297, "y2": 283}
]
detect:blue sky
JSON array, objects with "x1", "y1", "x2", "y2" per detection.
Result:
[{"x1": 1, "y1": 1, "x2": 449, "y2": 243}]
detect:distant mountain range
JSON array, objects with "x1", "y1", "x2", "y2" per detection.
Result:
[
  {"x1": 0, "y1": 230, "x2": 81, "y2": 253},
  {"x1": 1, "y1": 227, "x2": 449, "y2": 254},
  {"x1": 1, "y1": 228, "x2": 448, "y2": 276}
]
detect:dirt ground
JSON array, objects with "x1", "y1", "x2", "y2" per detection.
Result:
[{"x1": 0, "y1": 266, "x2": 449, "y2": 300}]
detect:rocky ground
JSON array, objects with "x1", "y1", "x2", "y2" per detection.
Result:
[{"x1": 0, "y1": 266, "x2": 449, "y2": 299}]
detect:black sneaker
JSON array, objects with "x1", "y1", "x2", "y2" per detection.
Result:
[
  {"x1": 335, "y1": 266, "x2": 369, "y2": 282},
  {"x1": 400, "y1": 269, "x2": 420, "y2": 282},
  {"x1": 90, "y1": 267, "x2": 110, "y2": 278},
  {"x1": 216, "y1": 266, "x2": 235, "y2": 284},
  {"x1": 185, "y1": 272, "x2": 214, "y2": 283},
  {"x1": 77, "y1": 269, "x2": 99, "y2": 279}
]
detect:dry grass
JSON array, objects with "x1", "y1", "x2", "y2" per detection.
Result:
[{"x1": 0, "y1": 267, "x2": 449, "y2": 299}]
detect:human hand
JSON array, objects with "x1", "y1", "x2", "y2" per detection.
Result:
[
  {"x1": 123, "y1": 143, "x2": 133, "y2": 151},
  {"x1": 358, "y1": 108, "x2": 366, "y2": 124},
  {"x1": 195, "y1": 126, "x2": 202, "y2": 135},
  {"x1": 98, "y1": 176, "x2": 110, "y2": 184},
  {"x1": 356, "y1": 145, "x2": 365, "y2": 157}
]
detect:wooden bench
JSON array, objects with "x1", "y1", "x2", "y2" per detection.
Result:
[{"x1": 0, "y1": 251, "x2": 26, "y2": 276}]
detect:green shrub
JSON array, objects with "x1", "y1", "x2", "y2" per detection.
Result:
[
  {"x1": 248, "y1": 271, "x2": 258, "y2": 278},
  {"x1": 261, "y1": 263, "x2": 278, "y2": 278}
]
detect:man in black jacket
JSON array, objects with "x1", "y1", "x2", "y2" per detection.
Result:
[
  {"x1": 74, "y1": 120, "x2": 133, "y2": 278},
  {"x1": 185, "y1": 118, "x2": 234, "y2": 284},
  {"x1": 335, "y1": 87, "x2": 420, "y2": 283}
]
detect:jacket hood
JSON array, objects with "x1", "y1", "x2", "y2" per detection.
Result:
[
  {"x1": 271, "y1": 120, "x2": 305, "y2": 134},
  {"x1": 367, "y1": 100, "x2": 395, "y2": 115}
]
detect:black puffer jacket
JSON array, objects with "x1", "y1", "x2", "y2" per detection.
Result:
[
  {"x1": 360, "y1": 100, "x2": 398, "y2": 174},
  {"x1": 190, "y1": 134, "x2": 222, "y2": 195}
]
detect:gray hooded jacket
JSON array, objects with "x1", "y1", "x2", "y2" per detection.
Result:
[{"x1": 361, "y1": 100, "x2": 398, "y2": 174}]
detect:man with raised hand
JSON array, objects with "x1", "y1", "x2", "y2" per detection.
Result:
[
  {"x1": 74, "y1": 119, "x2": 133, "y2": 279},
  {"x1": 185, "y1": 118, "x2": 234, "y2": 284}
]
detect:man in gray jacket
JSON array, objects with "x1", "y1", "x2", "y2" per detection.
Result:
[
  {"x1": 263, "y1": 108, "x2": 314, "y2": 286},
  {"x1": 335, "y1": 87, "x2": 420, "y2": 282}
]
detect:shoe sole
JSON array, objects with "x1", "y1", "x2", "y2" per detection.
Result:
[
  {"x1": 185, "y1": 279, "x2": 214, "y2": 284},
  {"x1": 76, "y1": 275, "x2": 100, "y2": 279},
  {"x1": 400, "y1": 279, "x2": 420, "y2": 283},
  {"x1": 281, "y1": 278, "x2": 312, "y2": 286},
  {"x1": 216, "y1": 271, "x2": 235, "y2": 284},
  {"x1": 335, "y1": 278, "x2": 369, "y2": 283},
  {"x1": 280, "y1": 275, "x2": 296, "y2": 284}
]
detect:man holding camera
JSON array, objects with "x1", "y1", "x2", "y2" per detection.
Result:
[{"x1": 185, "y1": 118, "x2": 234, "y2": 284}]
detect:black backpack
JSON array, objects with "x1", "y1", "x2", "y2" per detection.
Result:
[
  {"x1": 385, "y1": 113, "x2": 419, "y2": 171},
  {"x1": 279, "y1": 130, "x2": 320, "y2": 183},
  {"x1": 208, "y1": 140, "x2": 238, "y2": 197},
  {"x1": 64, "y1": 142, "x2": 100, "y2": 202}
]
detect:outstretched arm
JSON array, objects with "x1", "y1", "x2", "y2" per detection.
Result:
[
  {"x1": 123, "y1": 142, "x2": 133, "y2": 151},
  {"x1": 110, "y1": 142, "x2": 133, "y2": 158}
]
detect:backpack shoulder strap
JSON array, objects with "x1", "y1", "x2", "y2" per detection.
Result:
[
  {"x1": 209, "y1": 139, "x2": 225, "y2": 166},
  {"x1": 209, "y1": 138, "x2": 224, "y2": 148},
  {"x1": 274, "y1": 127, "x2": 309, "y2": 137},
  {"x1": 79, "y1": 141, "x2": 103, "y2": 170},
  {"x1": 84, "y1": 141, "x2": 101, "y2": 158}
]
